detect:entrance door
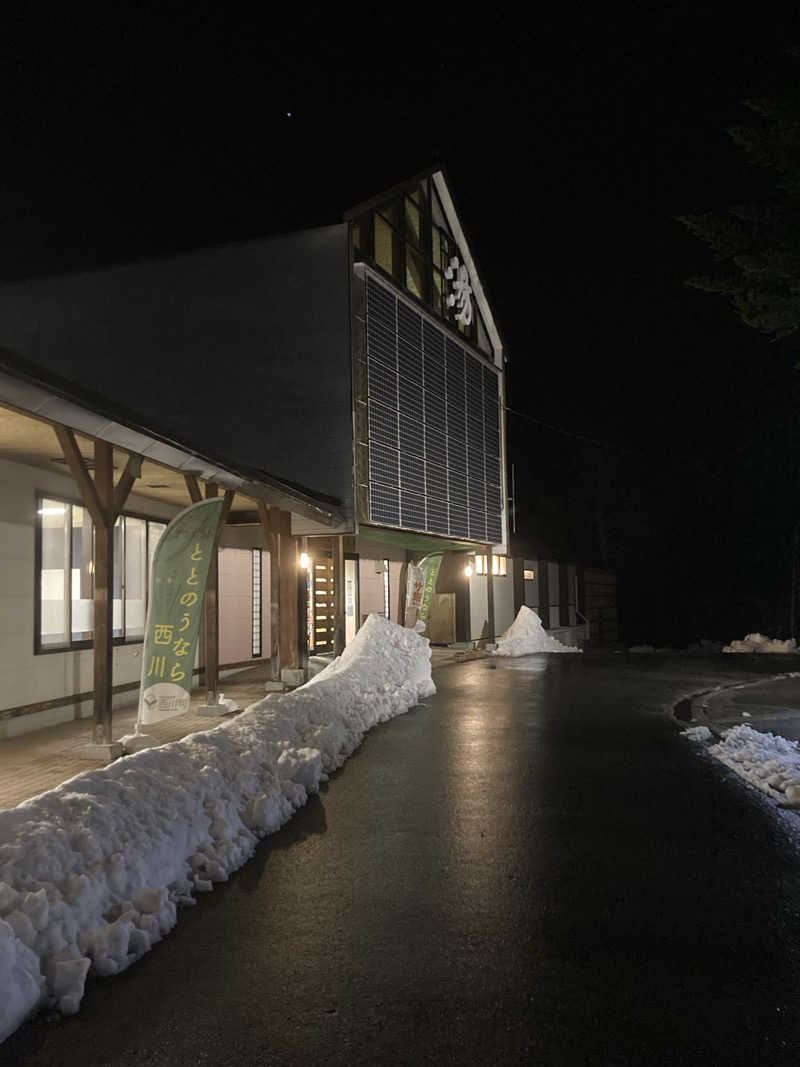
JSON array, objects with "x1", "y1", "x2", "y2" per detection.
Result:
[{"x1": 311, "y1": 551, "x2": 336, "y2": 653}]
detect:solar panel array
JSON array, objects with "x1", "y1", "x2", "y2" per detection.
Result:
[{"x1": 365, "y1": 275, "x2": 503, "y2": 543}]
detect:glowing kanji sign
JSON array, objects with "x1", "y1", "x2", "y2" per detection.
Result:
[
  {"x1": 445, "y1": 256, "x2": 473, "y2": 327},
  {"x1": 405, "y1": 564, "x2": 425, "y2": 610},
  {"x1": 137, "y1": 497, "x2": 224, "y2": 726}
]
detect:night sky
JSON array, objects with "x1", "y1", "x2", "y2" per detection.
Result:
[{"x1": 1, "y1": 6, "x2": 799, "y2": 645}]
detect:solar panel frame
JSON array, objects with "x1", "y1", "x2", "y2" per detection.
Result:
[{"x1": 365, "y1": 273, "x2": 503, "y2": 543}]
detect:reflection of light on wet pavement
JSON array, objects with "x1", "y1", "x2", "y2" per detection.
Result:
[
  {"x1": 492, "y1": 657, "x2": 549, "y2": 673},
  {"x1": 426, "y1": 661, "x2": 551, "y2": 963}
]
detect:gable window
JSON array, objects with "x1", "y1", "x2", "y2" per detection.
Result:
[
  {"x1": 352, "y1": 177, "x2": 493, "y2": 358},
  {"x1": 36, "y1": 494, "x2": 167, "y2": 652},
  {"x1": 374, "y1": 213, "x2": 399, "y2": 278}
]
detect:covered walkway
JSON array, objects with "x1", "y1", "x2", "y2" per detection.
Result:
[
  {"x1": 0, "y1": 647, "x2": 481, "y2": 809},
  {"x1": 0, "y1": 665, "x2": 270, "y2": 810}
]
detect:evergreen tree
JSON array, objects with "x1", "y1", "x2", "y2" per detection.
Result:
[{"x1": 680, "y1": 79, "x2": 800, "y2": 344}]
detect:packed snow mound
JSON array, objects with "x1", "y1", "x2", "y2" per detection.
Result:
[
  {"x1": 705, "y1": 724, "x2": 800, "y2": 805},
  {"x1": 0, "y1": 921, "x2": 44, "y2": 1044},
  {"x1": 682, "y1": 725, "x2": 713, "y2": 742},
  {"x1": 0, "y1": 614, "x2": 433, "y2": 1043},
  {"x1": 492, "y1": 606, "x2": 582, "y2": 656},
  {"x1": 723, "y1": 632, "x2": 797, "y2": 653}
]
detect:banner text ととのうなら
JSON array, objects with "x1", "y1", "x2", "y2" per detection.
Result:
[{"x1": 137, "y1": 497, "x2": 224, "y2": 724}]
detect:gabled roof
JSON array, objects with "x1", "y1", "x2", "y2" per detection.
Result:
[{"x1": 344, "y1": 166, "x2": 506, "y2": 367}]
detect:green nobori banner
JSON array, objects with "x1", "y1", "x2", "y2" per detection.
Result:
[
  {"x1": 137, "y1": 497, "x2": 224, "y2": 725},
  {"x1": 417, "y1": 553, "x2": 443, "y2": 624}
]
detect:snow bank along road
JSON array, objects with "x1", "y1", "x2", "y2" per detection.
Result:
[
  {"x1": 684, "y1": 723, "x2": 800, "y2": 806},
  {"x1": 3, "y1": 651, "x2": 800, "y2": 1066},
  {"x1": 0, "y1": 604, "x2": 559, "y2": 1042},
  {"x1": 0, "y1": 615, "x2": 434, "y2": 1044}
]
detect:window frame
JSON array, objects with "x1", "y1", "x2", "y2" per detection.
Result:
[
  {"x1": 251, "y1": 548, "x2": 262, "y2": 659},
  {"x1": 34, "y1": 491, "x2": 170, "y2": 655},
  {"x1": 474, "y1": 554, "x2": 507, "y2": 577}
]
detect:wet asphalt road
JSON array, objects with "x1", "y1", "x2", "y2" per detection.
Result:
[{"x1": 3, "y1": 654, "x2": 800, "y2": 1066}]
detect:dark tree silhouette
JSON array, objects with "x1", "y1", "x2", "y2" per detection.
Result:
[{"x1": 680, "y1": 64, "x2": 800, "y2": 347}]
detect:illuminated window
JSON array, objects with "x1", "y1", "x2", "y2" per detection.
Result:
[
  {"x1": 251, "y1": 549, "x2": 262, "y2": 658},
  {"x1": 123, "y1": 516, "x2": 147, "y2": 639},
  {"x1": 474, "y1": 555, "x2": 507, "y2": 576},
  {"x1": 524, "y1": 569, "x2": 535, "y2": 581},
  {"x1": 374, "y1": 215, "x2": 397, "y2": 278},
  {"x1": 36, "y1": 494, "x2": 166, "y2": 653},
  {"x1": 356, "y1": 178, "x2": 493, "y2": 358}
]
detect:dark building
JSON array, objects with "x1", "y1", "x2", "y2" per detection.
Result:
[{"x1": 0, "y1": 167, "x2": 602, "y2": 745}]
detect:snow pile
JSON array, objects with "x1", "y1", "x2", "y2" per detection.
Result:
[
  {"x1": 687, "y1": 723, "x2": 800, "y2": 806},
  {"x1": 0, "y1": 919, "x2": 44, "y2": 1044},
  {"x1": 492, "y1": 606, "x2": 582, "y2": 656},
  {"x1": 682, "y1": 725, "x2": 713, "y2": 742},
  {"x1": 723, "y1": 632, "x2": 797, "y2": 653},
  {"x1": 0, "y1": 614, "x2": 433, "y2": 1042}
]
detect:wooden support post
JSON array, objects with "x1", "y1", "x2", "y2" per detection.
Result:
[
  {"x1": 486, "y1": 544, "x2": 495, "y2": 645},
  {"x1": 256, "y1": 501, "x2": 281, "y2": 682},
  {"x1": 333, "y1": 534, "x2": 346, "y2": 655},
  {"x1": 278, "y1": 512, "x2": 298, "y2": 668},
  {"x1": 52, "y1": 427, "x2": 140, "y2": 748},
  {"x1": 113, "y1": 453, "x2": 142, "y2": 517},
  {"x1": 52, "y1": 425, "x2": 104, "y2": 527},
  {"x1": 184, "y1": 474, "x2": 202, "y2": 503},
  {"x1": 92, "y1": 442, "x2": 114, "y2": 745}
]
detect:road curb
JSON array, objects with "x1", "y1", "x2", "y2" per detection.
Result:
[{"x1": 671, "y1": 671, "x2": 800, "y2": 739}]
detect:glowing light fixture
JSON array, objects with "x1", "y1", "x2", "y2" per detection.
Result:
[
  {"x1": 464, "y1": 564, "x2": 473, "y2": 577},
  {"x1": 38, "y1": 506, "x2": 66, "y2": 516},
  {"x1": 299, "y1": 552, "x2": 310, "y2": 569}
]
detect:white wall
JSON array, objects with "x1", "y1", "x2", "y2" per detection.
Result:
[
  {"x1": 218, "y1": 548, "x2": 253, "y2": 665},
  {"x1": 217, "y1": 547, "x2": 271, "y2": 665},
  {"x1": 469, "y1": 576, "x2": 488, "y2": 641},
  {"x1": 0, "y1": 456, "x2": 179, "y2": 738},
  {"x1": 389, "y1": 561, "x2": 403, "y2": 624},
  {"x1": 358, "y1": 558, "x2": 387, "y2": 623},
  {"x1": 494, "y1": 564, "x2": 515, "y2": 635},
  {"x1": 468, "y1": 570, "x2": 514, "y2": 642}
]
